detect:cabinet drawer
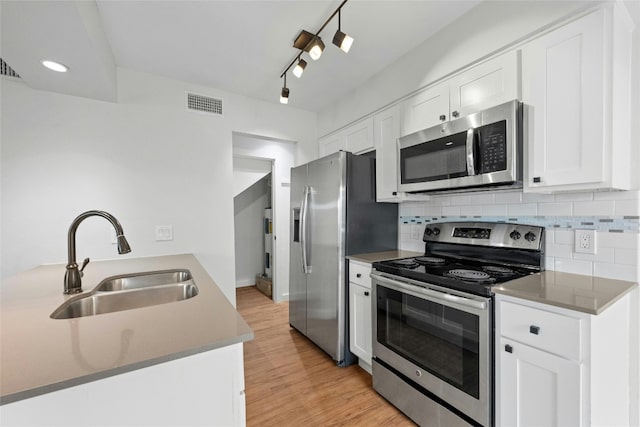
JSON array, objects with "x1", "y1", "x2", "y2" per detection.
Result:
[
  {"x1": 500, "y1": 301, "x2": 582, "y2": 360},
  {"x1": 349, "y1": 261, "x2": 372, "y2": 289}
]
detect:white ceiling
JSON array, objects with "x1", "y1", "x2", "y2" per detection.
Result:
[{"x1": 1, "y1": 0, "x2": 481, "y2": 112}]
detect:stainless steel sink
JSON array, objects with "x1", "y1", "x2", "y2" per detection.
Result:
[{"x1": 51, "y1": 270, "x2": 198, "y2": 319}]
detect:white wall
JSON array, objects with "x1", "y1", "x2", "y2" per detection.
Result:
[
  {"x1": 232, "y1": 157, "x2": 271, "y2": 197},
  {"x1": 232, "y1": 133, "x2": 294, "y2": 302},
  {"x1": 233, "y1": 175, "x2": 270, "y2": 287},
  {"x1": 0, "y1": 68, "x2": 316, "y2": 307}
]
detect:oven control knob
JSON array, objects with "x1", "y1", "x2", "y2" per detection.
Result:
[
  {"x1": 415, "y1": 369, "x2": 423, "y2": 377},
  {"x1": 432, "y1": 227, "x2": 440, "y2": 236},
  {"x1": 525, "y1": 232, "x2": 537, "y2": 242},
  {"x1": 424, "y1": 228, "x2": 433, "y2": 236},
  {"x1": 509, "y1": 230, "x2": 521, "y2": 240}
]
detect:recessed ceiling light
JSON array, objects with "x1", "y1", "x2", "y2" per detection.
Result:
[{"x1": 41, "y1": 60, "x2": 69, "y2": 73}]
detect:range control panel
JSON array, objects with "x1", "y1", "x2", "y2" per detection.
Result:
[{"x1": 423, "y1": 222, "x2": 544, "y2": 251}]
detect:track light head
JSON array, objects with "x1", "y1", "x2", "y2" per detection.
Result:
[
  {"x1": 332, "y1": 30, "x2": 353, "y2": 53},
  {"x1": 280, "y1": 87, "x2": 289, "y2": 104},
  {"x1": 308, "y1": 37, "x2": 325, "y2": 61},
  {"x1": 293, "y1": 58, "x2": 307, "y2": 78}
]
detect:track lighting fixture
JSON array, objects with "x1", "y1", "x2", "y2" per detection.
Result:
[
  {"x1": 332, "y1": 9, "x2": 353, "y2": 53},
  {"x1": 280, "y1": 75, "x2": 289, "y2": 104},
  {"x1": 293, "y1": 58, "x2": 307, "y2": 78},
  {"x1": 278, "y1": 0, "x2": 352, "y2": 104}
]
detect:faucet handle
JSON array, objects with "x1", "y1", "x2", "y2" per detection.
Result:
[{"x1": 79, "y1": 258, "x2": 90, "y2": 277}]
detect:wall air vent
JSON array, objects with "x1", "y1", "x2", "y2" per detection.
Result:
[
  {"x1": 187, "y1": 93, "x2": 223, "y2": 116},
  {"x1": 1, "y1": 58, "x2": 20, "y2": 78}
]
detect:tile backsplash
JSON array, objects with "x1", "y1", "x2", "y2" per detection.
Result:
[{"x1": 398, "y1": 190, "x2": 640, "y2": 282}]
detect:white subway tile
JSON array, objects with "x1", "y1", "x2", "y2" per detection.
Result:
[
  {"x1": 495, "y1": 191, "x2": 523, "y2": 204},
  {"x1": 544, "y1": 256, "x2": 555, "y2": 270},
  {"x1": 450, "y1": 195, "x2": 471, "y2": 206},
  {"x1": 538, "y1": 203, "x2": 573, "y2": 216},
  {"x1": 554, "y1": 192, "x2": 594, "y2": 202},
  {"x1": 573, "y1": 247, "x2": 615, "y2": 263},
  {"x1": 554, "y1": 230, "x2": 573, "y2": 245},
  {"x1": 424, "y1": 206, "x2": 443, "y2": 217},
  {"x1": 597, "y1": 232, "x2": 640, "y2": 249},
  {"x1": 593, "y1": 262, "x2": 638, "y2": 281},
  {"x1": 481, "y1": 204, "x2": 507, "y2": 216},
  {"x1": 572, "y1": 200, "x2": 615, "y2": 216},
  {"x1": 546, "y1": 243, "x2": 573, "y2": 258},
  {"x1": 554, "y1": 258, "x2": 593, "y2": 275},
  {"x1": 460, "y1": 205, "x2": 482, "y2": 216},
  {"x1": 431, "y1": 195, "x2": 451, "y2": 206},
  {"x1": 507, "y1": 203, "x2": 538, "y2": 216},
  {"x1": 545, "y1": 230, "x2": 555, "y2": 243},
  {"x1": 594, "y1": 190, "x2": 640, "y2": 201},
  {"x1": 468, "y1": 193, "x2": 495, "y2": 204},
  {"x1": 398, "y1": 204, "x2": 413, "y2": 216},
  {"x1": 614, "y1": 199, "x2": 640, "y2": 216},
  {"x1": 442, "y1": 206, "x2": 461, "y2": 216},
  {"x1": 614, "y1": 248, "x2": 640, "y2": 266},
  {"x1": 522, "y1": 193, "x2": 555, "y2": 203}
]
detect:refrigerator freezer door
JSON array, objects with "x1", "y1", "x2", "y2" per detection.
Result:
[
  {"x1": 289, "y1": 163, "x2": 308, "y2": 334},
  {"x1": 305, "y1": 152, "x2": 346, "y2": 361}
]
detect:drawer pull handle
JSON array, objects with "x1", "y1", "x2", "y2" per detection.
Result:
[
  {"x1": 529, "y1": 325, "x2": 540, "y2": 335},
  {"x1": 356, "y1": 273, "x2": 362, "y2": 278},
  {"x1": 505, "y1": 344, "x2": 513, "y2": 353},
  {"x1": 364, "y1": 291, "x2": 369, "y2": 296}
]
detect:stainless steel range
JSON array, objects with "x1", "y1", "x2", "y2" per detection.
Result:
[{"x1": 371, "y1": 222, "x2": 544, "y2": 427}]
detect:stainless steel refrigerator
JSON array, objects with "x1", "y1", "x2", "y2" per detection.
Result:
[{"x1": 289, "y1": 151, "x2": 398, "y2": 366}]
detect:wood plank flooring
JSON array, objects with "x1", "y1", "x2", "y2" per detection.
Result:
[{"x1": 236, "y1": 286, "x2": 414, "y2": 426}]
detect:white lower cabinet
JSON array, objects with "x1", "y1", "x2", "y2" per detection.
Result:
[
  {"x1": 496, "y1": 294, "x2": 632, "y2": 427},
  {"x1": 349, "y1": 260, "x2": 372, "y2": 373}
]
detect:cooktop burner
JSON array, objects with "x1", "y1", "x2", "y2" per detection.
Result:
[
  {"x1": 446, "y1": 269, "x2": 493, "y2": 282},
  {"x1": 482, "y1": 265, "x2": 516, "y2": 277},
  {"x1": 390, "y1": 258, "x2": 420, "y2": 268},
  {"x1": 415, "y1": 256, "x2": 446, "y2": 265}
]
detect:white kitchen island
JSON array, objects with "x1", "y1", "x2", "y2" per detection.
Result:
[{"x1": 0, "y1": 254, "x2": 253, "y2": 426}]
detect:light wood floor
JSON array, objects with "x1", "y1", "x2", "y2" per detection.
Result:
[{"x1": 236, "y1": 286, "x2": 415, "y2": 426}]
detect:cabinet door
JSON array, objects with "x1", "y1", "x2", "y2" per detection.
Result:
[
  {"x1": 349, "y1": 282, "x2": 372, "y2": 364},
  {"x1": 449, "y1": 50, "x2": 520, "y2": 118},
  {"x1": 318, "y1": 133, "x2": 344, "y2": 157},
  {"x1": 344, "y1": 118, "x2": 374, "y2": 154},
  {"x1": 499, "y1": 338, "x2": 581, "y2": 427},
  {"x1": 373, "y1": 105, "x2": 401, "y2": 202},
  {"x1": 400, "y1": 83, "x2": 449, "y2": 136},
  {"x1": 522, "y1": 9, "x2": 606, "y2": 190}
]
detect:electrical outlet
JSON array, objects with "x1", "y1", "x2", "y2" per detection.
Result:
[
  {"x1": 575, "y1": 229, "x2": 596, "y2": 254},
  {"x1": 155, "y1": 225, "x2": 173, "y2": 241}
]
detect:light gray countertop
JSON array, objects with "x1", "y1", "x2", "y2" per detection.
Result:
[
  {"x1": 493, "y1": 270, "x2": 637, "y2": 315},
  {"x1": 0, "y1": 254, "x2": 253, "y2": 405},
  {"x1": 347, "y1": 250, "x2": 423, "y2": 264}
]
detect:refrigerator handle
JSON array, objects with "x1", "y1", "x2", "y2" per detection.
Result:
[{"x1": 300, "y1": 186, "x2": 311, "y2": 274}]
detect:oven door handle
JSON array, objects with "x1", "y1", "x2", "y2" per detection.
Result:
[{"x1": 372, "y1": 273, "x2": 488, "y2": 311}]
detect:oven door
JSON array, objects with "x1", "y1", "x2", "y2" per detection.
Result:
[{"x1": 371, "y1": 272, "x2": 492, "y2": 426}]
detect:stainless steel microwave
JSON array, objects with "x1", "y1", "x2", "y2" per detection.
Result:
[{"x1": 398, "y1": 100, "x2": 522, "y2": 193}]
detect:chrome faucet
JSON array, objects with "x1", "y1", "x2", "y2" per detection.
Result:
[{"x1": 64, "y1": 210, "x2": 131, "y2": 294}]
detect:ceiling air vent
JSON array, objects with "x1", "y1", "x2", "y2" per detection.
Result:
[
  {"x1": 0, "y1": 58, "x2": 20, "y2": 78},
  {"x1": 187, "y1": 93, "x2": 223, "y2": 116}
]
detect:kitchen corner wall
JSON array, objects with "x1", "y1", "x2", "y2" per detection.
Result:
[
  {"x1": 0, "y1": 68, "x2": 316, "y2": 305},
  {"x1": 398, "y1": 190, "x2": 640, "y2": 282}
]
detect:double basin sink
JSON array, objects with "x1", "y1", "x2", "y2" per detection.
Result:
[{"x1": 50, "y1": 270, "x2": 199, "y2": 319}]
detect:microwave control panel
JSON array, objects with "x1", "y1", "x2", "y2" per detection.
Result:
[{"x1": 477, "y1": 120, "x2": 507, "y2": 173}]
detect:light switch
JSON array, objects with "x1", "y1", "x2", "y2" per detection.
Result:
[{"x1": 155, "y1": 225, "x2": 173, "y2": 241}]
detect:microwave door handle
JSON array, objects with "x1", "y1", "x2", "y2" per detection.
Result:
[{"x1": 466, "y1": 129, "x2": 476, "y2": 176}]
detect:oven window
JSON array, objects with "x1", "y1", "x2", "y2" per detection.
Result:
[
  {"x1": 377, "y1": 285, "x2": 480, "y2": 398},
  {"x1": 400, "y1": 130, "x2": 469, "y2": 184}
]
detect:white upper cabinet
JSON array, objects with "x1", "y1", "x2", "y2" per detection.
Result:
[
  {"x1": 523, "y1": 4, "x2": 633, "y2": 192},
  {"x1": 401, "y1": 50, "x2": 520, "y2": 137},
  {"x1": 344, "y1": 118, "x2": 374, "y2": 154},
  {"x1": 318, "y1": 118, "x2": 374, "y2": 158},
  {"x1": 373, "y1": 105, "x2": 401, "y2": 202},
  {"x1": 401, "y1": 83, "x2": 449, "y2": 136},
  {"x1": 449, "y1": 50, "x2": 520, "y2": 119}
]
